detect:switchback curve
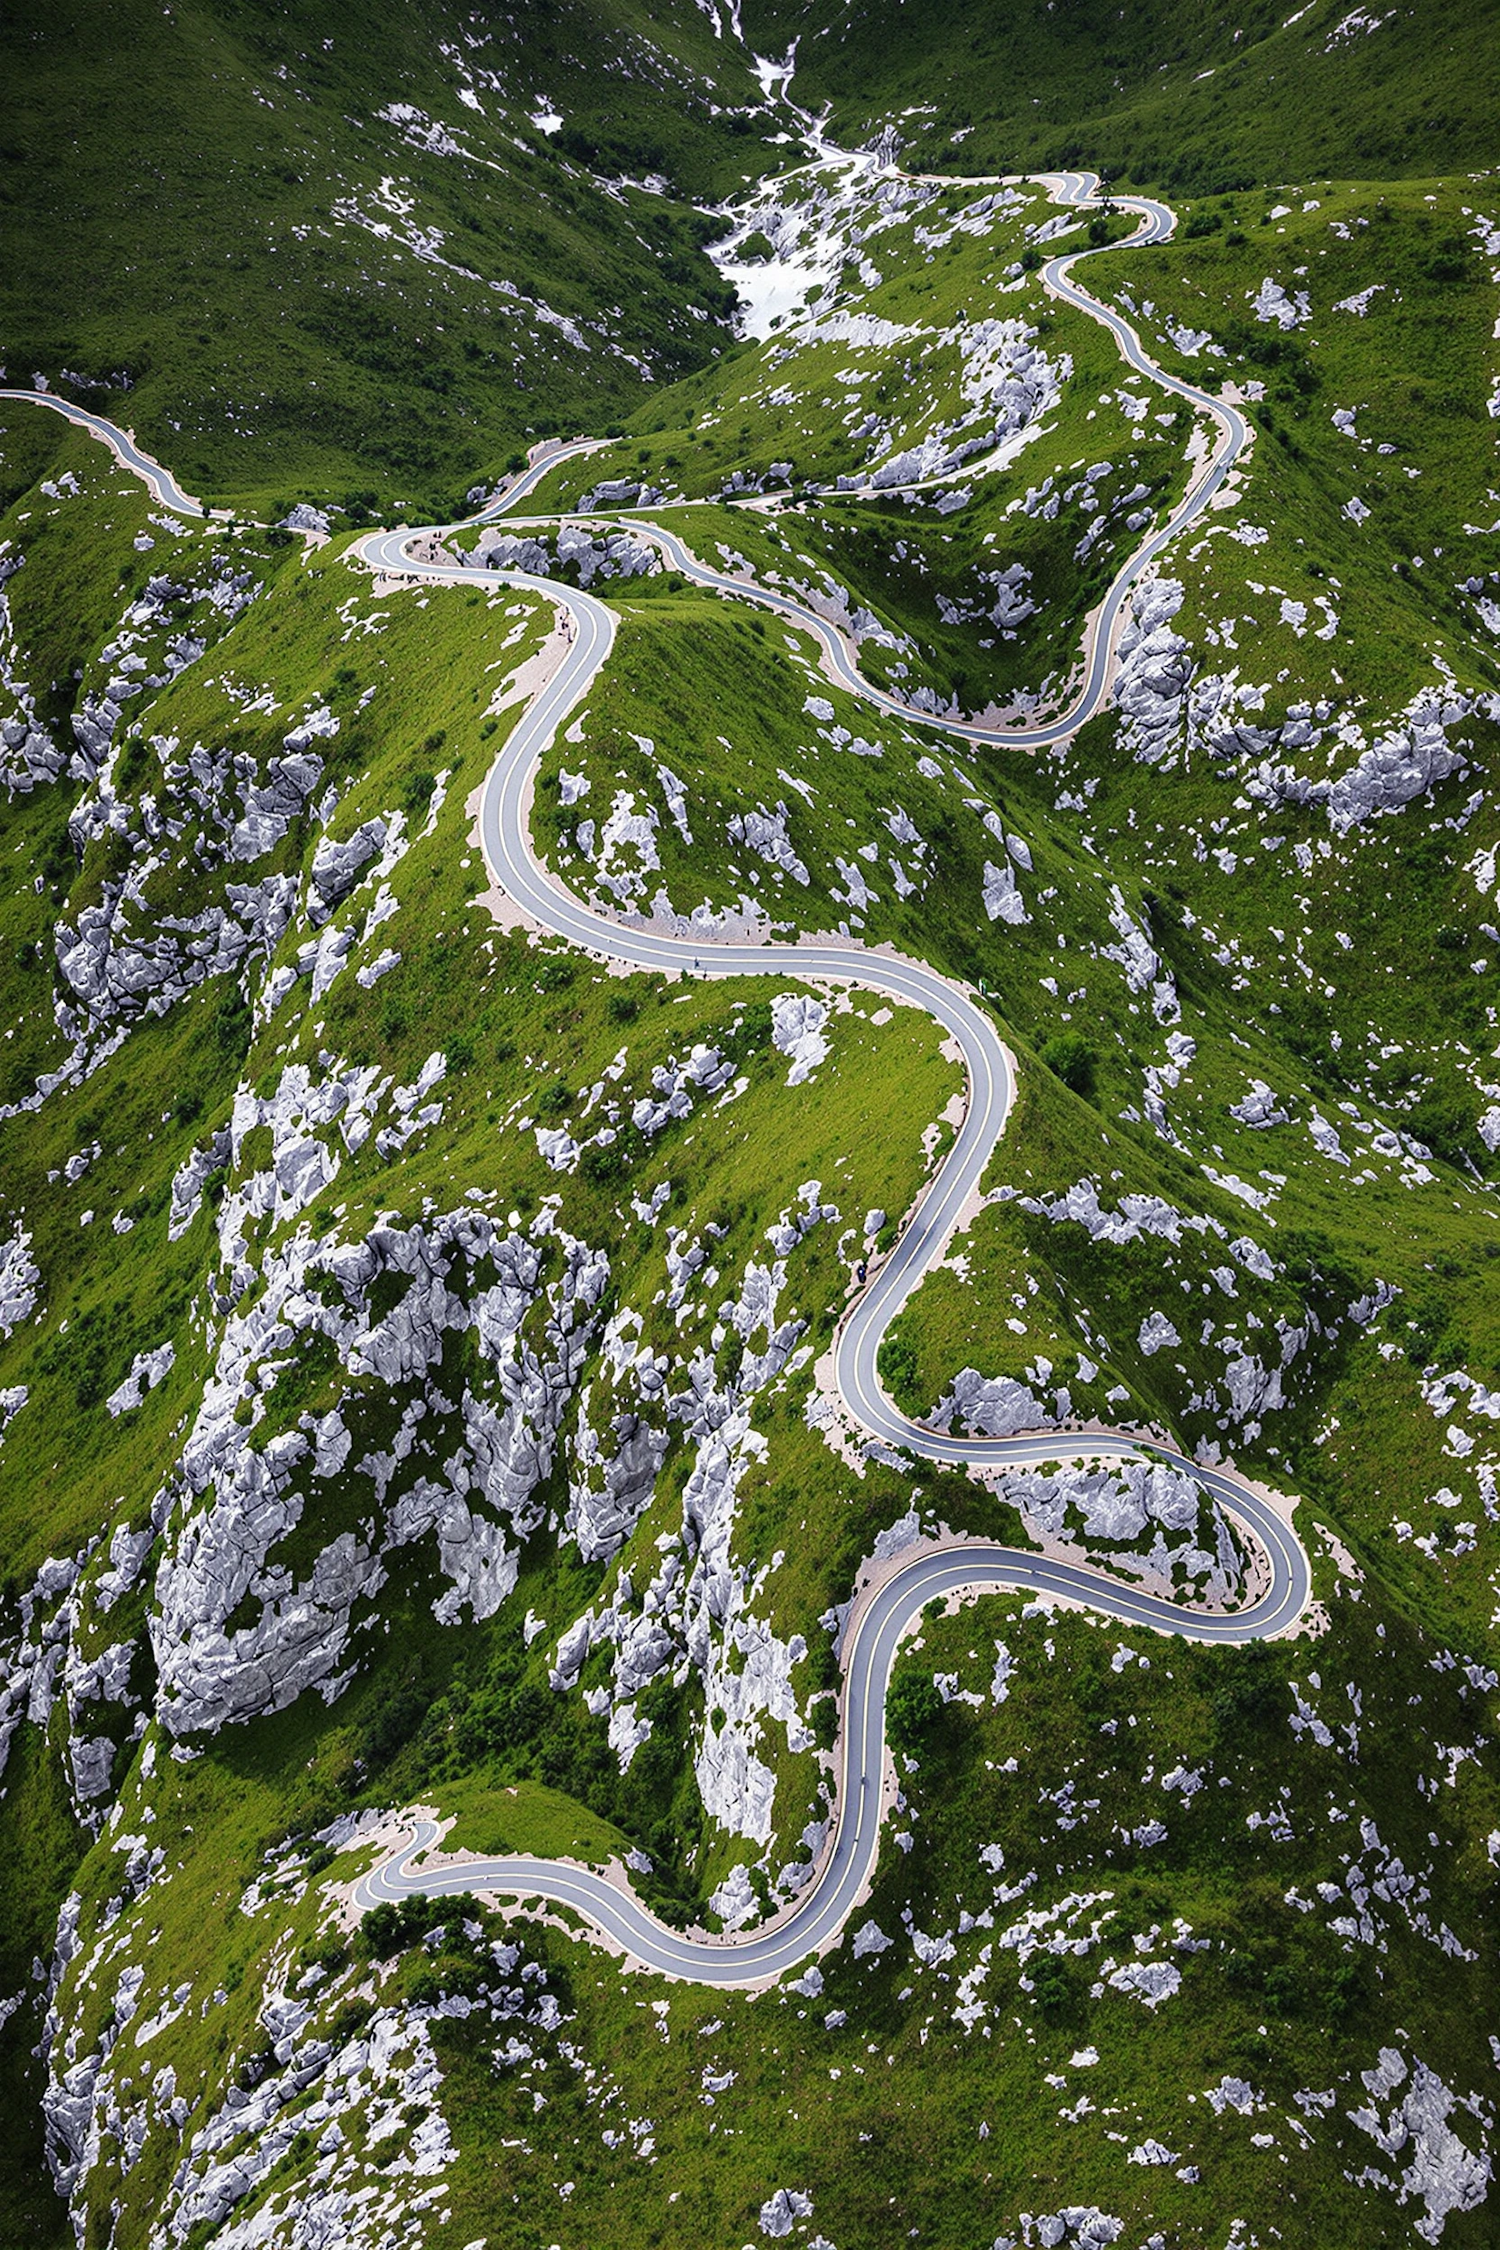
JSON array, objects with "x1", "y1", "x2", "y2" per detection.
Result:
[{"x1": 3, "y1": 170, "x2": 1306, "y2": 1988}]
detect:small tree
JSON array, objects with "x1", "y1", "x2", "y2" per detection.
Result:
[
  {"x1": 886, "y1": 1663, "x2": 943, "y2": 1755},
  {"x1": 1040, "y1": 1032, "x2": 1097, "y2": 1099}
]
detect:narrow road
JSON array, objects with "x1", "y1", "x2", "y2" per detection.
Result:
[
  {"x1": 7, "y1": 171, "x2": 1305, "y2": 1987},
  {"x1": 0, "y1": 388, "x2": 206, "y2": 515}
]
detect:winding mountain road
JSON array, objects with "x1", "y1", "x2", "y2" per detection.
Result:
[
  {"x1": 6, "y1": 170, "x2": 1306, "y2": 1987},
  {"x1": 0, "y1": 388, "x2": 206, "y2": 515},
  {"x1": 479, "y1": 172, "x2": 1248, "y2": 755}
]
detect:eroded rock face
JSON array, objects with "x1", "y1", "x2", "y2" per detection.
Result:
[
  {"x1": 539, "y1": 1190, "x2": 836, "y2": 1836},
  {"x1": 0, "y1": 549, "x2": 67, "y2": 795},
  {"x1": 474, "y1": 522, "x2": 660, "y2": 587},
  {"x1": 1003, "y1": 1459, "x2": 1250, "y2": 1607},
  {"x1": 1325, "y1": 694, "x2": 1485, "y2": 833},
  {"x1": 1348, "y1": 2047, "x2": 1493, "y2": 2243},
  {"x1": 1113, "y1": 578, "x2": 1193, "y2": 764},
  {"x1": 934, "y1": 1368, "x2": 1048, "y2": 1437},
  {"x1": 1113, "y1": 578, "x2": 1499, "y2": 835},
  {"x1": 150, "y1": 1182, "x2": 614, "y2": 1737},
  {"x1": 0, "y1": 1228, "x2": 41, "y2": 1335}
]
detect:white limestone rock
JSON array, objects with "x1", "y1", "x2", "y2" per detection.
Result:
[
  {"x1": 167, "y1": 1129, "x2": 232, "y2": 1238},
  {"x1": 70, "y1": 1735, "x2": 117, "y2": 1802},
  {"x1": 708, "y1": 1862, "x2": 759, "y2": 1932},
  {"x1": 1113, "y1": 578, "x2": 1192, "y2": 764},
  {"x1": 983, "y1": 857, "x2": 1029, "y2": 924},
  {"x1": 728, "y1": 802, "x2": 811, "y2": 885},
  {"x1": 148, "y1": 1173, "x2": 612, "y2": 1732},
  {"x1": 1327, "y1": 691, "x2": 1490, "y2": 833},
  {"x1": 1137, "y1": 1311, "x2": 1180, "y2": 1356},
  {"x1": 1348, "y1": 2048, "x2": 1492, "y2": 2243},
  {"x1": 306, "y1": 818, "x2": 387, "y2": 926},
  {"x1": 566, "y1": 1407, "x2": 670, "y2": 1562},
  {"x1": 994, "y1": 2212, "x2": 1122, "y2": 2249},
  {"x1": 104, "y1": 1341, "x2": 176, "y2": 1417},
  {"x1": 934, "y1": 1368, "x2": 1047, "y2": 1437},
  {"x1": 1230, "y1": 1078, "x2": 1291, "y2": 1128},
  {"x1": 281, "y1": 703, "x2": 340, "y2": 755},
  {"x1": 771, "y1": 992, "x2": 830, "y2": 1084},
  {"x1": 227, "y1": 749, "x2": 324, "y2": 862},
  {"x1": 1251, "y1": 276, "x2": 1311, "y2": 328},
  {"x1": 1106, "y1": 1959, "x2": 1181, "y2": 2007},
  {"x1": 999, "y1": 1461, "x2": 1247, "y2": 1605},
  {"x1": 759, "y1": 2188, "x2": 814, "y2": 2238},
  {"x1": 475, "y1": 523, "x2": 658, "y2": 588},
  {"x1": 0, "y1": 1229, "x2": 40, "y2": 1335}
]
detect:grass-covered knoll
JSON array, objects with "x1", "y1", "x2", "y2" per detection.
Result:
[
  {"x1": 743, "y1": 0, "x2": 1500, "y2": 193},
  {"x1": 0, "y1": 0, "x2": 787, "y2": 509}
]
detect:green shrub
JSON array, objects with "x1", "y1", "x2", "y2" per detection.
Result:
[
  {"x1": 886, "y1": 1662, "x2": 943, "y2": 1754},
  {"x1": 1039, "y1": 1033, "x2": 1096, "y2": 1098}
]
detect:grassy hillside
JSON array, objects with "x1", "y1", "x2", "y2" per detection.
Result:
[
  {"x1": 4, "y1": 132, "x2": 1500, "y2": 2222},
  {"x1": 744, "y1": 0, "x2": 1500, "y2": 190},
  {"x1": 0, "y1": 0, "x2": 779, "y2": 510},
  {"x1": 4, "y1": 5, "x2": 1500, "y2": 2243}
]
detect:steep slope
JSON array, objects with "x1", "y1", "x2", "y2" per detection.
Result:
[
  {"x1": 0, "y1": 0, "x2": 775, "y2": 509},
  {"x1": 743, "y1": 0, "x2": 1500, "y2": 189},
  {"x1": 2, "y1": 143, "x2": 1500, "y2": 2245}
]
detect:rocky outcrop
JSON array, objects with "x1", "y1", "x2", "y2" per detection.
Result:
[
  {"x1": 0, "y1": 548, "x2": 66, "y2": 794},
  {"x1": 0, "y1": 1228, "x2": 40, "y2": 1335},
  {"x1": 474, "y1": 521, "x2": 659, "y2": 587},
  {"x1": 1326, "y1": 693, "x2": 1492, "y2": 833},
  {"x1": 1113, "y1": 578, "x2": 1498, "y2": 833},
  {"x1": 148, "y1": 1068, "x2": 617, "y2": 1734}
]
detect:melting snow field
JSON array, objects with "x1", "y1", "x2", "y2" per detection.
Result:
[{"x1": 715, "y1": 251, "x2": 829, "y2": 339}]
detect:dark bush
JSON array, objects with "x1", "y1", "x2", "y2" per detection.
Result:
[
  {"x1": 581, "y1": 1142, "x2": 627, "y2": 1187},
  {"x1": 362, "y1": 1684, "x2": 429, "y2": 1770},
  {"x1": 1039, "y1": 1033, "x2": 1096, "y2": 1098},
  {"x1": 359, "y1": 1895, "x2": 450, "y2": 1958},
  {"x1": 886, "y1": 1663, "x2": 943, "y2": 1754}
]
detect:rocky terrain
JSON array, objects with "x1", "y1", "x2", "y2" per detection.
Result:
[{"x1": 0, "y1": 9, "x2": 1499, "y2": 2249}]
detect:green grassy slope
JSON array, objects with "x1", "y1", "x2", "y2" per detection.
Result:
[
  {"x1": 0, "y1": 0, "x2": 778, "y2": 509},
  {"x1": 0, "y1": 413, "x2": 962, "y2": 2240},
  {"x1": 744, "y1": 0, "x2": 1500, "y2": 189}
]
